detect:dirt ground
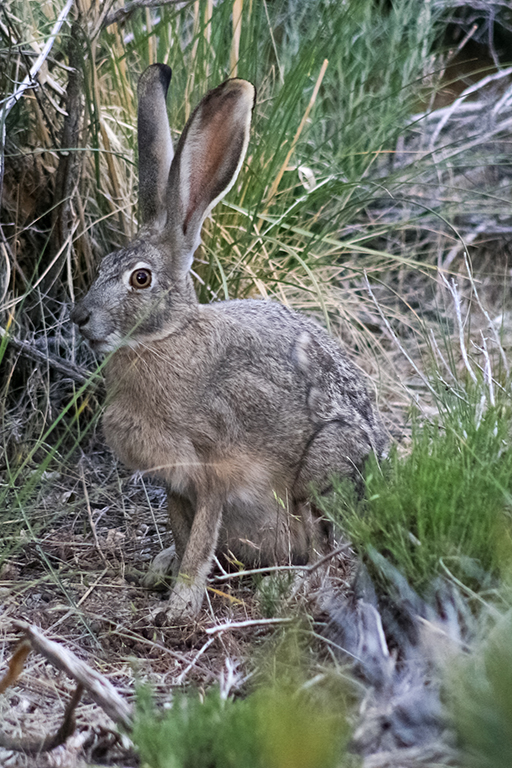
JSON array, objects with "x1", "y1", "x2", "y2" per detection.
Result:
[{"x1": 0, "y1": 448, "x2": 353, "y2": 767}]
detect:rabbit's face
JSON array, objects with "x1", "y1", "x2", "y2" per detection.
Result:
[
  {"x1": 71, "y1": 236, "x2": 196, "y2": 354},
  {"x1": 72, "y1": 68, "x2": 255, "y2": 359}
]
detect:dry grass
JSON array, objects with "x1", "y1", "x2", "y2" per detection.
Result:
[
  {"x1": 1, "y1": 0, "x2": 512, "y2": 765},
  {"x1": 0, "y1": 456, "x2": 354, "y2": 766}
]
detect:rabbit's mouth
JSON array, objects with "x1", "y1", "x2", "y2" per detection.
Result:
[
  {"x1": 71, "y1": 301, "x2": 125, "y2": 354},
  {"x1": 85, "y1": 331, "x2": 126, "y2": 355},
  {"x1": 87, "y1": 338, "x2": 115, "y2": 355},
  {"x1": 75, "y1": 325, "x2": 124, "y2": 355}
]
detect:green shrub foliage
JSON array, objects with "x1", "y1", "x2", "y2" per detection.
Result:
[{"x1": 323, "y1": 397, "x2": 512, "y2": 594}]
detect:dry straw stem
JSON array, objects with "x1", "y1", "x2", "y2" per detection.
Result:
[
  {"x1": 439, "y1": 272, "x2": 478, "y2": 385},
  {"x1": 204, "y1": 0, "x2": 213, "y2": 47},
  {"x1": 0, "y1": 0, "x2": 74, "y2": 203},
  {"x1": 230, "y1": 0, "x2": 243, "y2": 77},
  {"x1": 184, "y1": 0, "x2": 203, "y2": 121},
  {"x1": 90, "y1": 40, "x2": 131, "y2": 240},
  {"x1": 263, "y1": 58, "x2": 329, "y2": 210}
]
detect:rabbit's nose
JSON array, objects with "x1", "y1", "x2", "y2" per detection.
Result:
[{"x1": 70, "y1": 303, "x2": 90, "y2": 329}]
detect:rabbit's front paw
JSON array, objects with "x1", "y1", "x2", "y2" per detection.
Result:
[
  {"x1": 166, "y1": 580, "x2": 205, "y2": 622},
  {"x1": 142, "y1": 545, "x2": 178, "y2": 590}
]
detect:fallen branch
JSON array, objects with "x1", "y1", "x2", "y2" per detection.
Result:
[
  {"x1": 213, "y1": 543, "x2": 349, "y2": 581},
  {"x1": 16, "y1": 622, "x2": 133, "y2": 729},
  {"x1": 205, "y1": 617, "x2": 293, "y2": 635},
  {"x1": 0, "y1": 622, "x2": 133, "y2": 754},
  {"x1": 0, "y1": 326, "x2": 101, "y2": 389}
]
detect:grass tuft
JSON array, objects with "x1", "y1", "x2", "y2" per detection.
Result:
[
  {"x1": 323, "y1": 389, "x2": 512, "y2": 595},
  {"x1": 132, "y1": 665, "x2": 349, "y2": 768},
  {"x1": 451, "y1": 610, "x2": 512, "y2": 768}
]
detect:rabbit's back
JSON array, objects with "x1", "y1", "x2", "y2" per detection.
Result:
[{"x1": 215, "y1": 299, "x2": 385, "y2": 449}]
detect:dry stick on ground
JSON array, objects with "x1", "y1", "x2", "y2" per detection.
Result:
[
  {"x1": 0, "y1": 622, "x2": 132, "y2": 755},
  {"x1": 175, "y1": 636, "x2": 217, "y2": 686},
  {"x1": 0, "y1": 325, "x2": 98, "y2": 388},
  {"x1": 205, "y1": 617, "x2": 294, "y2": 636},
  {"x1": 212, "y1": 543, "x2": 350, "y2": 583}
]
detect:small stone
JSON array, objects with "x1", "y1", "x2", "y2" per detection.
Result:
[{"x1": 153, "y1": 611, "x2": 167, "y2": 627}]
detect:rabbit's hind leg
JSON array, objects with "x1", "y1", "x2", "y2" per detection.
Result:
[
  {"x1": 293, "y1": 419, "x2": 372, "y2": 565},
  {"x1": 295, "y1": 419, "x2": 372, "y2": 497}
]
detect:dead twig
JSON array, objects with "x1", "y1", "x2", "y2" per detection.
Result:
[
  {"x1": 213, "y1": 543, "x2": 349, "y2": 582},
  {"x1": 205, "y1": 617, "x2": 293, "y2": 635},
  {"x1": 0, "y1": 683, "x2": 84, "y2": 755},
  {"x1": 10, "y1": 622, "x2": 133, "y2": 730},
  {"x1": 102, "y1": 0, "x2": 193, "y2": 28},
  {"x1": 175, "y1": 636, "x2": 217, "y2": 685},
  {"x1": 0, "y1": 325, "x2": 99, "y2": 388}
]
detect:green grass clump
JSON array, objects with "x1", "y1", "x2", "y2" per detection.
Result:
[
  {"x1": 451, "y1": 610, "x2": 512, "y2": 768},
  {"x1": 132, "y1": 686, "x2": 252, "y2": 768},
  {"x1": 323, "y1": 398, "x2": 512, "y2": 595},
  {"x1": 132, "y1": 673, "x2": 348, "y2": 768}
]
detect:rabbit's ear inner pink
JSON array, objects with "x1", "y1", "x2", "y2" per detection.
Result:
[
  {"x1": 165, "y1": 78, "x2": 255, "y2": 273},
  {"x1": 137, "y1": 64, "x2": 174, "y2": 229}
]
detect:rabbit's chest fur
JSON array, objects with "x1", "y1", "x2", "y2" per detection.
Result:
[{"x1": 102, "y1": 305, "x2": 312, "y2": 497}]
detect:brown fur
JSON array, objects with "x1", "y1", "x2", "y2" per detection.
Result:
[{"x1": 71, "y1": 66, "x2": 387, "y2": 621}]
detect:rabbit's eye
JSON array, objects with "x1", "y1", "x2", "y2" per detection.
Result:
[{"x1": 130, "y1": 269, "x2": 152, "y2": 289}]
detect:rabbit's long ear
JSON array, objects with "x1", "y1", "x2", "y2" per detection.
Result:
[
  {"x1": 164, "y1": 78, "x2": 255, "y2": 274},
  {"x1": 137, "y1": 64, "x2": 174, "y2": 228}
]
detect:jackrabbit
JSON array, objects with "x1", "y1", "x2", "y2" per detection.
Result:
[{"x1": 71, "y1": 64, "x2": 387, "y2": 621}]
